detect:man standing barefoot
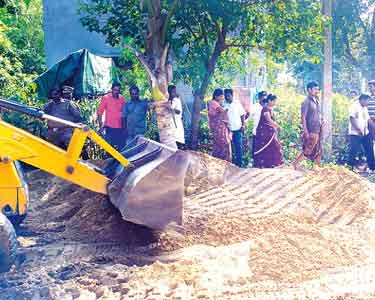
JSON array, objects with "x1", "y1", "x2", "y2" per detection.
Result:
[{"x1": 293, "y1": 81, "x2": 322, "y2": 170}]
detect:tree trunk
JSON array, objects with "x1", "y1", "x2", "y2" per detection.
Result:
[
  {"x1": 322, "y1": 0, "x2": 333, "y2": 160},
  {"x1": 191, "y1": 92, "x2": 204, "y2": 149},
  {"x1": 150, "y1": 59, "x2": 177, "y2": 150},
  {"x1": 127, "y1": 1, "x2": 178, "y2": 149},
  {"x1": 154, "y1": 100, "x2": 177, "y2": 149},
  {"x1": 190, "y1": 35, "x2": 226, "y2": 150},
  {"x1": 368, "y1": 9, "x2": 375, "y2": 80}
]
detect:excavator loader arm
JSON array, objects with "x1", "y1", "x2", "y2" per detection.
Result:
[{"x1": 0, "y1": 99, "x2": 186, "y2": 230}]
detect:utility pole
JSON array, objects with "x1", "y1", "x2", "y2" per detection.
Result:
[{"x1": 322, "y1": 0, "x2": 333, "y2": 159}]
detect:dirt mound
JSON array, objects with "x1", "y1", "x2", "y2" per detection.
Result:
[
  {"x1": 25, "y1": 170, "x2": 157, "y2": 247},
  {"x1": 3, "y1": 153, "x2": 375, "y2": 299}
]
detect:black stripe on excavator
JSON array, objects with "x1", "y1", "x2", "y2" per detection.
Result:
[
  {"x1": 104, "y1": 141, "x2": 149, "y2": 179},
  {"x1": 130, "y1": 146, "x2": 162, "y2": 168},
  {"x1": 121, "y1": 142, "x2": 149, "y2": 160},
  {"x1": 120, "y1": 136, "x2": 139, "y2": 151}
]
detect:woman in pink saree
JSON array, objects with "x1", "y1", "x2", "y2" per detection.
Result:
[
  {"x1": 208, "y1": 89, "x2": 232, "y2": 162},
  {"x1": 253, "y1": 94, "x2": 283, "y2": 168}
]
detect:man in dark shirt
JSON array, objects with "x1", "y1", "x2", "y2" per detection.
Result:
[
  {"x1": 293, "y1": 81, "x2": 322, "y2": 170},
  {"x1": 44, "y1": 86, "x2": 83, "y2": 149},
  {"x1": 122, "y1": 85, "x2": 153, "y2": 143}
]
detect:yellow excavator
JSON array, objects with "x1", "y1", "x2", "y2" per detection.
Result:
[{"x1": 0, "y1": 98, "x2": 188, "y2": 272}]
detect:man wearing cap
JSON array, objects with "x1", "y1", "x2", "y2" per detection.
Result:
[
  {"x1": 62, "y1": 85, "x2": 74, "y2": 101},
  {"x1": 44, "y1": 86, "x2": 83, "y2": 149},
  {"x1": 97, "y1": 82, "x2": 126, "y2": 150}
]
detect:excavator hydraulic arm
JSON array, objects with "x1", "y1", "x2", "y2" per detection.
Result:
[
  {"x1": 0, "y1": 98, "x2": 187, "y2": 231},
  {"x1": 0, "y1": 98, "x2": 131, "y2": 222},
  {"x1": 0, "y1": 98, "x2": 191, "y2": 274},
  {"x1": 0, "y1": 112, "x2": 129, "y2": 195}
]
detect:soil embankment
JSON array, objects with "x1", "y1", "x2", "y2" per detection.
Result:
[{"x1": 1, "y1": 152, "x2": 375, "y2": 299}]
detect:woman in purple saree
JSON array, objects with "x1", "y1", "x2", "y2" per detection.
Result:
[
  {"x1": 208, "y1": 89, "x2": 232, "y2": 162},
  {"x1": 253, "y1": 94, "x2": 283, "y2": 168}
]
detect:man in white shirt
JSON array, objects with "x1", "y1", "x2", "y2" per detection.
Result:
[
  {"x1": 249, "y1": 91, "x2": 267, "y2": 160},
  {"x1": 348, "y1": 94, "x2": 375, "y2": 171},
  {"x1": 224, "y1": 89, "x2": 246, "y2": 167}
]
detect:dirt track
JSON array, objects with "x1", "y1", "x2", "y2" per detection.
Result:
[{"x1": 1, "y1": 152, "x2": 375, "y2": 300}]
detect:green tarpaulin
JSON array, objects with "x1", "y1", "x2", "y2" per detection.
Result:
[{"x1": 35, "y1": 49, "x2": 116, "y2": 100}]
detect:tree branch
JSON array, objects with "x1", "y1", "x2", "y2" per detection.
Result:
[
  {"x1": 342, "y1": 27, "x2": 361, "y2": 68},
  {"x1": 368, "y1": 8, "x2": 375, "y2": 49},
  {"x1": 180, "y1": 19, "x2": 199, "y2": 40},
  {"x1": 123, "y1": 44, "x2": 157, "y2": 83},
  {"x1": 160, "y1": 42, "x2": 170, "y2": 68},
  {"x1": 161, "y1": 0, "x2": 179, "y2": 44},
  {"x1": 224, "y1": 43, "x2": 250, "y2": 49}
]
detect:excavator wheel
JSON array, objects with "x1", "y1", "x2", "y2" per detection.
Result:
[{"x1": 0, "y1": 212, "x2": 17, "y2": 273}]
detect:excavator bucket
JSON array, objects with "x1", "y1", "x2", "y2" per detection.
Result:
[{"x1": 106, "y1": 137, "x2": 191, "y2": 230}]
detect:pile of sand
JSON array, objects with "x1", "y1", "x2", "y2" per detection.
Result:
[
  {"x1": 13, "y1": 152, "x2": 375, "y2": 299},
  {"x1": 25, "y1": 170, "x2": 157, "y2": 247}
]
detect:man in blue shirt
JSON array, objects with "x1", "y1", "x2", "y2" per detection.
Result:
[{"x1": 123, "y1": 85, "x2": 153, "y2": 143}]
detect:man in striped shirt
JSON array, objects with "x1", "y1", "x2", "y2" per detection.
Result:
[
  {"x1": 367, "y1": 80, "x2": 375, "y2": 140},
  {"x1": 367, "y1": 80, "x2": 375, "y2": 119}
]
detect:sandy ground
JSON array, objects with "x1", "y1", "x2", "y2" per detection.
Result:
[{"x1": 1, "y1": 152, "x2": 375, "y2": 300}]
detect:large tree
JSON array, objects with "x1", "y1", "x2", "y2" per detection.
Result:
[
  {"x1": 0, "y1": 0, "x2": 45, "y2": 98},
  {"x1": 174, "y1": 0, "x2": 324, "y2": 148},
  {"x1": 80, "y1": 0, "x2": 324, "y2": 149},
  {"x1": 291, "y1": 0, "x2": 375, "y2": 93},
  {"x1": 80, "y1": 0, "x2": 181, "y2": 148},
  {"x1": 333, "y1": 0, "x2": 375, "y2": 81}
]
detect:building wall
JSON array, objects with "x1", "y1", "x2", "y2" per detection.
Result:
[{"x1": 43, "y1": 0, "x2": 120, "y2": 67}]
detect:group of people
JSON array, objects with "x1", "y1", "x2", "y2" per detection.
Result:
[
  {"x1": 347, "y1": 80, "x2": 375, "y2": 172},
  {"x1": 44, "y1": 79, "x2": 375, "y2": 172},
  {"x1": 207, "y1": 81, "x2": 323, "y2": 170},
  {"x1": 44, "y1": 83, "x2": 185, "y2": 151}
]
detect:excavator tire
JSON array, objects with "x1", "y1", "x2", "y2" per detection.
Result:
[{"x1": 0, "y1": 212, "x2": 17, "y2": 273}]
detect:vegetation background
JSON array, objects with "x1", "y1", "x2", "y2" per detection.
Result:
[{"x1": 0, "y1": 0, "x2": 370, "y2": 167}]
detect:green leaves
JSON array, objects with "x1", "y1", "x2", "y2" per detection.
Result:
[{"x1": 0, "y1": 0, "x2": 44, "y2": 99}]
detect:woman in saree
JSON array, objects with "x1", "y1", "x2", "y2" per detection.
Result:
[
  {"x1": 253, "y1": 94, "x2": 283, "y2": 168},
  {"x1": 208, "y1": 89, "x2": 232, "y2": 162}
]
